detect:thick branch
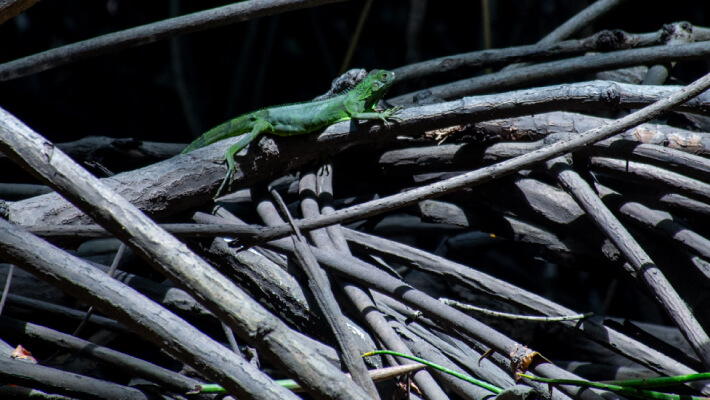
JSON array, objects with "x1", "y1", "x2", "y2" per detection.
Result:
[{"x1": 8, "y1": 80, "x2": 710, "y2": 226}]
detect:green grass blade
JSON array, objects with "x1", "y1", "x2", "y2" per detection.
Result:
[
  {"x1": 363, "y1": 350, "x2": 503, "y2": 394},
  {"x1": 604, "y1": 373, "x2": 710, "y2": 388},
  {"x1": 519, "y1": 373, "x2": 710, "y2": 400}
]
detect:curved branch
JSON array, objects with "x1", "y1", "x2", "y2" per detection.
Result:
[{"x1": 0, "y1": 0, "x2": 344, "y2": 81}]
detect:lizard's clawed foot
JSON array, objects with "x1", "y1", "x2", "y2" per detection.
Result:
[
  {"x1": 214, "y1": 168, "x2": 235, "y2": 199},
  {"x1": 381, "y1": 106, "x2": 403, "y2": 125}
]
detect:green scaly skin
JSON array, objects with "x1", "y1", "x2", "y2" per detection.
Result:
[{"x1": 182, "y1": 69, "x2": 401, "y2": 197}]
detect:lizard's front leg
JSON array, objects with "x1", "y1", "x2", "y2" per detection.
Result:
[{"x1": 351, "y1": 106, "x2": 403, "y2": 126}]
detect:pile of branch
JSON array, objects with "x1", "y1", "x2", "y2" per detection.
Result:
[{"x1": 1, "y1": 1, "x2": 710, "y2": 399}]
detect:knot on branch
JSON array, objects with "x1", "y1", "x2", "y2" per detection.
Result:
[
  {"x1": 589, "y1": 29, "x2": 629, "y2": 52},
  {"x1": 600, "y1": 83, "x2": 622, "y2": 108},
  {"x1": 253, "y1": 318, "x2": 279, "y2": 342},
  {"x1": 660, "y1": 21, "x2": 693, "y2": 44}
]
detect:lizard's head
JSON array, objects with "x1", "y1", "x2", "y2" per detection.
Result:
[{"x1": 355, "y1": 69, "x2": 396, "y2": 109}]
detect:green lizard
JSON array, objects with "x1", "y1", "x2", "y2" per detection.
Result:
[{"x1": 182, "y1": 69, "x2": 401, "y2": 197}]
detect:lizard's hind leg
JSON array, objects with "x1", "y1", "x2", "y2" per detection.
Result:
[{"x1": 214, "y1": 122, "x2": 270, "y2": 198}]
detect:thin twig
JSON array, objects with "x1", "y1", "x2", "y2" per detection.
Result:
[
  {"x1": 0, "y1": 316, "x2": 204, "y2": 394},
  {"x1": 339, "y1": 0, "x2": 373, "y2": 74},
  {"x1": 199, "y1": 363, "x2": 427, "y2": 394},
  {"x1": 394, "y1": 25, "x2": 688, "y2": 82},
  {"x1": 0, "y1": 264, "x2": 13, "y2": 315},
  {"x1": 0, "y1": 0, "x2": 345, "y2": 81},
  {"x1": 546, "y1": 156, "x2": 710, "y2": 368},
  {"x1": 393, "y1": 41, "x2": 710, "y2": 103},
  {"x1": 440, "y1": 298, "x2": 593, "y2": 322},
  {"x1": 536, "y1": 0, "x2": 626, "y2": 44},
  {"x1": 501, "y1": 0, "x2": 626, "y2": 71},
  {"x1": 589, "y1": 157, "x2": 710, "y2": 204},
  {"x1": 595, "y1": 183, "x2": 710, "y2": 260},
  {"x1": 363, "y1": 350, "x2": 504, "y2": 394},
  {"x1": 307, "y1": 167, "x2": 450, "y2": 400},
  {"x1": 71, "y1": 243, "x2": 127, "y2": 337},
  {"x1": 269, "y1": 188, "x2": 379, "y2": 399}
]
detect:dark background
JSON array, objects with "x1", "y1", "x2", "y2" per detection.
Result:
[{"x1": 0, "y1": 0, "x2": 709, "y2": 149}]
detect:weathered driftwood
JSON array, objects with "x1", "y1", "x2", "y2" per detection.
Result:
[{"x1": 4, "y1": 4, "x2": 710, "y2": 398}]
